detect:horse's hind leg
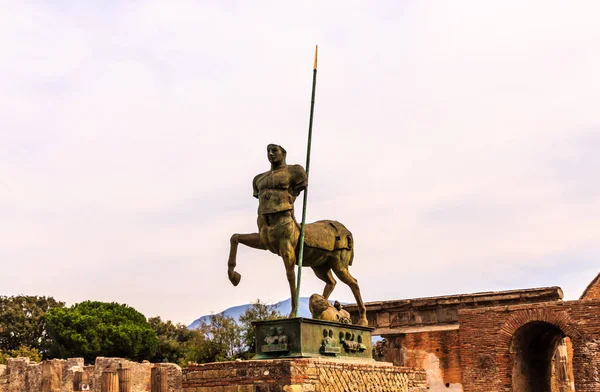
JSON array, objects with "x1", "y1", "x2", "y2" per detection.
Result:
[
  {"x1": 311, "y1": 264, "x2": 337, "y2": 299},
  {"x1": 228, "y1": 233, "x2": 266, "y2": 286},
  {"x1": 330, "y1": 254, "x2": 368, "y2": 326}
]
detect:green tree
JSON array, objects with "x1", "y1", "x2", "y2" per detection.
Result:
[
  {"x1": 45, "y1": 301, "x2": 157, "y2": 362},
  {"x1": 0, "y1": 346, "x2": 42, "y2": 364},
  {"x1": 238, "y1": 299, "x2": 283, "y2": 357},
  {"x1": 148, "y1": 316, "x2": 196, "y2": 365},
  {"x1": 186, "y1": 313, "x2": 242, "y2": 363},
  {"x1": 202, "y1": 313, "x2": 242, "y2": 361},
  {"x1": 0, "y1": 295, "x2": 65, "y2": 354},
  {"x1": 181, "y1": 328, "x2": 215, "y2": 364}
]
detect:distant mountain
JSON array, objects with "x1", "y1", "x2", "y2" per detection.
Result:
[{"x1": 188, "y1": 297, "x2": 313, "y2": 329}]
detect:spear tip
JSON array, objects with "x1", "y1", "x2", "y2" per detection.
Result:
[{"x1": 313, "y1": 45, "x2": 318, "y2": 70}]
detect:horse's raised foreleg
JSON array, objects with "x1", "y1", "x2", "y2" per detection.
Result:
[{"x1": 228, "y1": 233, "x2": 266, "y2": 286}]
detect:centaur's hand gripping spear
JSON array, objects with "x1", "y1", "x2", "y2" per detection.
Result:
[{"x1": 293, "y1": 46, "x2": 318, "y2": 317}]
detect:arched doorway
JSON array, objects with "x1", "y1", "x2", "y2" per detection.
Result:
[{"x1": 510, "y1": 321, "x2": 575, "y2": 392}]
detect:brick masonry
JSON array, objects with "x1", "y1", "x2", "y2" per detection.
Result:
[
  {"x1": 458, "y1": 299, "x2": 600, "y2": 392},
  {"x1": 346, "y1": 276, "x2": 600, "y2": 391},
  {"x1": 182, "y1": 358, "x2": 428, "y2": 392},
  {"x1": 381, "y1": 329, "x2": 462, "y2": 390},
  {"x1": 580, "y1": 273, "x2": 600, "y2": 300}
]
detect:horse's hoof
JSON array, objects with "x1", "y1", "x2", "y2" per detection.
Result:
[
  {"x1": 229, "y1": 271, "x2": 241, "y2": 286},
  {"x1": 357, "y1": 318, "x2": 368, "y2": 327}
]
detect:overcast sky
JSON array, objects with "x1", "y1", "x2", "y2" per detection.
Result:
[{"x1": 2, "y1": 1, "x2": 599, "y2": 324}]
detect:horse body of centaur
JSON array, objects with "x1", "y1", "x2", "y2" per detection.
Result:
[
  {"x1": 226, "y1": 144, "x2": 368, "y2": 326},
  {"x1": 227, "y1": 213, "x2": 368, "y2": 326}
]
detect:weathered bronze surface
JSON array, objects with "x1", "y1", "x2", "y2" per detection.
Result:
[
  {"x1": 227, "y1": 144, "x2": 368, "y2": 326},
  {"x1": 252, "y1": 318, "x2": 374, "y2": 360},
  {"x1": 309, "y1": 294, "x2": 351, "y2": 324}
]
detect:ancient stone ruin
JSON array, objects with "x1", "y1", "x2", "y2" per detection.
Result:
[
  {"x1": 2, "y1": 274, "x2": 598, "y2": 391},
  {"x1": 346, "y1": 272, "x2": 600, "y2": 392},
  {"x1": 0, "y1": 356, "x2": 427, "y2": 392},
  {"x1": 0, "y1": 357, "x2": 181, "y2": 392}
]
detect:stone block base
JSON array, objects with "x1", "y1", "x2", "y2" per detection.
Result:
[{"x1": 182, "y1": 358, "x2": 427, "y2": 392}]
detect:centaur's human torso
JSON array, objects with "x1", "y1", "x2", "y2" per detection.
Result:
[{"x1": 252, "y1": 164, "x2": 307, "y2": 254}]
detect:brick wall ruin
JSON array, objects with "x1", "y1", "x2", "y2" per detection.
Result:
[
  {"x1": 346, "y1": 274, "x2": 600, "y2": 392},
  {"x1": 346, "y1": 286, "x2": 564, "y2": 391},
  {"x1": 182, "y1": 358, "x2": 427, "y2": 392},
  {"x1": 580, "y1": 273, "x2": 600, "y2": 300},
  {"x1": 380, "y1": 328, "x2": 462, "y2": 391},
  {"x1": 459, "y1": 299, "x2": 600, "y2": 392}
]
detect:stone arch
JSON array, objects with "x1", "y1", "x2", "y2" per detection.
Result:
[
  {"x1": 498, "y1": 308, "x2": 580, "y2": 347},
  {"x1": 498, "y1": 309, "x2": 580, "y2": 392}
]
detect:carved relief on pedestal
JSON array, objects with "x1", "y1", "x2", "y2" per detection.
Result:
[
  {"x1": 262, "y1": 326, "x2": 289, "y2": 352},
  {"x1": 339, "y1": 331, "x2": 367, "y2": 353},
  {"x1": 321, "y1": 329, "x2": 341, "y2": 355}
]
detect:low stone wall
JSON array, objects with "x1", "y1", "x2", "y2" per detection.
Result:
[
  {"x1": 0, "y1": 357, "x2": 181, "y2": 392},
  {"x1": 182, "y1": 358, "x2": 427, "y2": 392},
  {"x1": 0, "y1": 357, "x2": 425, "y2": 391}
]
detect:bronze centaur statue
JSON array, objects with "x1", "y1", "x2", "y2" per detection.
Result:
[{"x1": 227, "y1": 144, "x2": 367, "y2": 326}]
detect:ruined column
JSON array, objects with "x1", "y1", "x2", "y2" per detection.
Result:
[
  {"x1": 7, "y1": 358, "x2": 30, "y2": 392},
  {"x1": 151, "y1": 367, "x2": 168, "y2": 392},
  {"x1": 117, "y1": 368, "x2": 131, "y2": 392},
  {"x1": 101, "y1": 370, "x2": 119, "y2": 392},
  {"x1": 41, "y1": 361, "x2": 62, "y2": 392},
  {"x1": 41, "y1": 367, "x2": 51, "y2": 392}
]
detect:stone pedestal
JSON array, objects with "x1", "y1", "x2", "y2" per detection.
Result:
[
  {"x1": 182, "y1": 358, "x2": 427, "y2": 392},
  {"x1": 253, "y1": 318, "x2": 374, "y2": 361}
]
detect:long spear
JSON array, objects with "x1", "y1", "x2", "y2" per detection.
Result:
[{"x1": 294, "y1": 45, "x2": 318, "y2": 317}]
